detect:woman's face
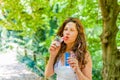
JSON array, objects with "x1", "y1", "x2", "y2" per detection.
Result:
[{"x1": 63, "y1": 22, "x2": 78, "y2": 45}]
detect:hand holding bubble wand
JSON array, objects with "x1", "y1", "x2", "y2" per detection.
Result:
[{"x1": 54, "y1": 36, "x2": 64, "y2": 47}]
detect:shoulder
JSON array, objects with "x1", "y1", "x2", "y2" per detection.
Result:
[
  {"x1": 81, "y1": 51, "x2": 92, "y2": 71},
  {"x1": 81, "y1": 51, "x2": 92, "y2": 80},
  {"x1": 85, "y1": 51, "x2": 92, "y2": 66},
  {"x1": 85, "y1": 51, "x2": 91, "y2": 59}
]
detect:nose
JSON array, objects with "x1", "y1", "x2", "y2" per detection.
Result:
[{"x1": 65, "y1": 30, "x2": 70, "y2": 35}]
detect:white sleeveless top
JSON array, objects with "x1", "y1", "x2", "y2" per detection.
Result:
[{"x1": 54, "y1": 59, "x2": 78, "y2": 80}]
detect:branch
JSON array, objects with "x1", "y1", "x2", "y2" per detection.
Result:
[
  {"x1": 118, "y1": 5, "x2": 120, "y2": 13},
  {"x1": 114, "y1": 5, "x2": 120, "y2": 17},
  {"x1": 99, "y1": 0, "x2": 109, "y2": 18},
  {"x1": 112, "y1": 1, "x2": 119, "y2": 19}
]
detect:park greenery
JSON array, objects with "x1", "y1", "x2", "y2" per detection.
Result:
[{"x1": 0, "y1": 0, "x2": 120, "y2": 80}]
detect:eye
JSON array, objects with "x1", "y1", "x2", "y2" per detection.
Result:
[
  {"x1": 70, "y1": 29, "x2": 75, "y2": 31},
  {"x1": 64, "y1": 28, "x2": 68, "y2": 31}
]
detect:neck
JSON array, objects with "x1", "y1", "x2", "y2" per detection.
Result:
[{"x1": 66, "y1": 42, "x2": 74, "y2": 52}]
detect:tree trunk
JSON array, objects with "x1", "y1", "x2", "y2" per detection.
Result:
[
  {"x1": 99, "y1": 0, "x2": 120, "y2": 80},
  {"x1": 33, "y1": 53, "x2": 37, "y2": 62}
]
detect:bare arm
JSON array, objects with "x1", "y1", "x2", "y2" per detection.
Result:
[
  {"x1": 76, "y1": 53, "x2": 92, "y2": 80},
  {"x1": 45, "y1": 56, "x2": 55, "y2": 78},
  {"x1": 45, "y1": 41, "x2": 61, "y2": 78},
  {"x1": 68, "y1": 52, "x2": 92, "y2": 80}
]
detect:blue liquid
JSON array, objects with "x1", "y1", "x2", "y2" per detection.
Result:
[{"x1": 65, "y1": 52, "x2": 70, "y2": 66}]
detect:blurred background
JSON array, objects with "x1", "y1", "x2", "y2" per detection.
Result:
[{"x1": 0, "y1": 0, "x2": 120, "y2": 80}]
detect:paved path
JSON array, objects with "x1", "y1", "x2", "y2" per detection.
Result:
[{"x1": 0, "y1": 44, "x2": 41, "y2": 80}]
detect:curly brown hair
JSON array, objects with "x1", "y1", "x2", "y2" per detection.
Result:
[{"x1": 54, "y1": 17, "x2": 87, "y2": 69}]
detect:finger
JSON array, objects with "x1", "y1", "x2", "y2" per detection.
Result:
[
  {"x1": 70, "y1": 64, "x2": 74, "y2": 68},
  {"x1": 49, "y1": 45, "x2": 58, "y2": 51},
  {"x1": 68, "y1": 60, "x2": 76, "y2": 64},
  {"x1": 52, "y1": 41, "x2": 60, "y2": 47},
  {"x1": 68, "y1": 57, "x2": 75, "y2": 60},
  {"x1": 49, "y1": 43, "x2": 61, "y2": 52},
  {"x1": 68, "y1": 58, "x2": 76, "y2": 62},
  {"x1": 69, "y1": 58, "x2": 78, "y2": 62},
  {"x1": 51, "y1": 42, "x2": 60, "y2": 48},
  {"x1": 68, "y1": 60, "x2": 78, "y2": 67},
  {"x1": 49, "y1": 47, "x2": 56, "y2": 51},
  {"x1": 70, "y1": 63, "x2": 77, "y2": 69},
  {"x1": 51, "y1": 44, "x2": 57, "y2": 49},
  {"x1": 68, "y1": 61, "x2": 74, "y2": 64}
]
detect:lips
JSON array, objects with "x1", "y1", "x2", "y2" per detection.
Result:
[{"x1": 63, "y1": 36, "x2": 69, "y2": 40}]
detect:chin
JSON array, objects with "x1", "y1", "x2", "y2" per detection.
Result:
[
  {"x1": 64, "y1": 41, "x2": 70, "y2": 44},
  {"x1": 64, "y1": 41, "x2": 68, "y2": 44}
]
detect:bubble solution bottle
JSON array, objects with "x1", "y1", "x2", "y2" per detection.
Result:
[{"x1": 64, "y1": 52, "x2": 70, "y2": 66}]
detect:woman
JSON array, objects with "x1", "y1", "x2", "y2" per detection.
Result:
[{"x1": 45, "y1": 18, "x2": 92, "y2": 80}]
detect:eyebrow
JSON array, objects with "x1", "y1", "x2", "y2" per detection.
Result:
[{"x1": 64, "y1": 26, "x2": 76, "y2": 30}]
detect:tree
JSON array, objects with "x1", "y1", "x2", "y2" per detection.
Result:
[
  {"x1": 99, "y1": 0, "x2": 120, "y2": 80},
  {"x1": 0, "y1": 0, "x2": 104, "y2": 79}
]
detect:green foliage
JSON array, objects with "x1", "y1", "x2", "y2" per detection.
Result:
[
  {"x1": 18, "y1": 55, "x2": 44, "y2": 76},
  {"x1": 117, "y1": 13, "x2": 120, "y2": 46},
  {"x1": 0, "y1": 0, "x2": 107, "y2": 80},
  {"x1": 86, "y1": 26, "x2": 102, "y2": 80}
]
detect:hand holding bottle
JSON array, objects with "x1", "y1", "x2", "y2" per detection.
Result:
[
  {"x1": 68, "y1": 53, "x2": 79, "y2": 72},
  {"x1": 49, "y1": 36, "x2": 63, "y2": 58}
]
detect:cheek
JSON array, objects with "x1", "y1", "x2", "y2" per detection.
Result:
[
  {"x1": 73, "y1": 32, "x2": 78, "y2": 38},
  {"x1": 63, "y1": 31, "x2": 66, "y2": 36},
  {"x1": 71, "y1": 33, "x2": 78, "y2": 41}
]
